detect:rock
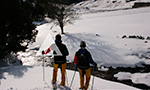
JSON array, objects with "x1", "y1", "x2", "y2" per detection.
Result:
[
  {"x1": 146, "y1": 37, "x2": 150, "y2": 40},
  {"x1": 122, "y1": 35, "x2": 127, "y2": 38}
]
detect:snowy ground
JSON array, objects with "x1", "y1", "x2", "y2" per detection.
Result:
[
  {"x1": 114, "y1": 72, "x2": 150, "y2": 87},
  {"x1": 0, "y1": 66, "x2": 139, "y2": 90}
]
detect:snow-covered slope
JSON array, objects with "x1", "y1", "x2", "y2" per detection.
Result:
[
  {"x1": 0, "y1": 66, "x2": 139, "y2": 90},
  {"x1": 22, "y1": 7, "x2": 150, "y2": 68},
  {"x1": 73, "y1": 0, "x2": 150, "y2": 13}
]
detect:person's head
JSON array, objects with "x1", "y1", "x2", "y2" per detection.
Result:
[
  {"x1": 55, "y1": 34, "x2": 62, "y2": 42},
  {"x1": 80, "y1": 41, "x2": 86, "y2": 48}
]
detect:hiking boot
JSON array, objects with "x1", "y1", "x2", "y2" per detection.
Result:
[
  {"x1": 60, "y1": 83, "x2": 65, "y2": 86},
  {"x1": 79, "y1": 86, "x2": 85, "y2": 90},
  {"x1": 52, "y1": 82, "x2": 56, "y2": 84},
  {"x1": 84, "y1": 87, "x2": 88, "y2": 90},
  {"x1": 52, "y1": 81, "x2": 56, "y2": 85}
]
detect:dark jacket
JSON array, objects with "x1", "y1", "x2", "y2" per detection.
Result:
[
  {"x1": 44, "y1": 40, "x2": 69, "y2": 64},
  {"x1": 74, "y1": 48, "x2": 97, "y2": 69},
  {"x1": 54, "y1": 41, "x2": 69, "y2": 64}
]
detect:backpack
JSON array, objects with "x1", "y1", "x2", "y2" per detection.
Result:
[{"x1": 76, "y1": 49, "x2": 90, "y2": 69}]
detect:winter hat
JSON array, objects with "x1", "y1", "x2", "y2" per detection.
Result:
[
  {"x1": 80, "y1": 41, "x2": 86, "y2": 47},
  {"x1": 55, "y1": 34, "x2": 62, "y2": 43},
  {"x1": 55, "y1": 34, "x2": 61, "y2": 40}
]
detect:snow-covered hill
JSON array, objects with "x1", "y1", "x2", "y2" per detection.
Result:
[
  {"x1": 73, "y1": 0, "x2": 150, "y2": 13},
  {"x1": 22, "y1": 7, "x2": 150, "y2": 68}
]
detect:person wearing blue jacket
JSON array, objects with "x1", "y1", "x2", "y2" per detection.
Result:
[{"x1": 74, "y1": 41, "x2": 97, "y2": 90}]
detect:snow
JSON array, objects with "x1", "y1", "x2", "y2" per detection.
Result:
[
  {"x1": 114, "y1": 72, "x2": 150, "y2": 86},
  {"x1": 25, "y1": 7, "x2": 150, "y2": 67},
  {"x1": 1, "y1": 0, "x2": 150, "y2": 89},
  {"x1": 73, "y1": 0, "x2": 150, "y2": 13},
  {"x1": 99, "y1": 66, "x2": 109, "y2": 71},
  {"x1": 0, "y1": 66, "x2": 139, "y2": 90},
  {"x1": 64, "y1": 7, "x2": 150, "y2": 68}
]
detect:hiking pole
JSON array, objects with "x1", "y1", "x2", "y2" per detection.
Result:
[
  {"x1": 91, "y1": 75, "x2": 95, "y2": 90},
  {"x1": 70, "y1": 65, "x2": 77, "y2": 88},
  {"x1": 91, "y1": 65, "x2": 97, "y2": 90},
  {"x1": 42, "y1": 55, "x2": 45, "y2": 81},
  {"x1": 65, "y1": 70, "x2": 69, "y2": 86}
]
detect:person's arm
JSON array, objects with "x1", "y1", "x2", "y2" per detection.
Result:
[
  {"x1": 64, "y1": 45, "x2": 69, "y2": 56},
  {"x1": 74, "y1": 53, "x2": 78, "y2": 65},
  {"x1": 88, "y1": 52, "x2": 98, "y2": 71},
  {"x1": 88, "y1": 52, "x2": 97, "y2": 66},
  {"x1": 42, "y1": 46, "x2": 51, "y2": 54}
]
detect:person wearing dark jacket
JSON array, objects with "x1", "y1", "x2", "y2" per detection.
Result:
[
  {"x1": 42, "y1": 34, "x2": 69, "y2": 86},
  {"x1": 74, "y1": 41, "x2": 97, "y2": 90}
]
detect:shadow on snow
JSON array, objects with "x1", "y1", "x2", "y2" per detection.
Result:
[
  {"x1": 0, "y1": 66, "x2": 33, "y2": 80},
  {"x1": 63, "y1": 33, "x2": 142, "y2": 67}
]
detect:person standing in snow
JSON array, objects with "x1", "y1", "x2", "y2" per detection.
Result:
[
  {"x1": 42, "y1": 34, "x2": 69, "y2": 86},
  {"x1": 74, "y1": 41, "x2": 97, "y2": 90}
]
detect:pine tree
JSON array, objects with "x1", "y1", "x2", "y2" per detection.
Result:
[{"x1": 0, "y1": 0, "x2": 42, "y2": 59}]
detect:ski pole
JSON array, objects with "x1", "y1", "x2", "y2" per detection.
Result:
[
  {"x1": 70, "y1": 65, "x2": 77, "y2": 88},
  {"x1": 42, "y1": 55, "x2": 45, "y2": 81},
  {"x1": 91, "y1": 75, "x2": 95, "y2": 90},
  {"x1": 65, "y1": 70, "x2": 69, "y2": 86}
]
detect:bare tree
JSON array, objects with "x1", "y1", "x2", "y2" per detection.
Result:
[{"x1": 47, "y1": 3, "x2": 79, "y2": 34}]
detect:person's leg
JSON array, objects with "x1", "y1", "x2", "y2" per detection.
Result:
[
  {"x1": 79, "y1": 69, "x2": 84, "y2": 89},
  {"x1": 85, "y1": 68, "x2": 91, "y2": 90},
  {"x1": 52, "y1": 63, "x2": 59, "y2": 83},
  {"x1": 60, "y1": 63, "x2": 66, "y2": 86}
]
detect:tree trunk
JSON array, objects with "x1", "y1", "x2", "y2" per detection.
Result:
[
  {"x1": 60, "y1": 26, "x2": 64, "y2": 34},
  {"x1": 59, "y1": 20, "x2": 64, "y2": 34}
]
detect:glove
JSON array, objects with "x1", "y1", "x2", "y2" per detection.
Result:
[
  {"x1": 42, "y1": 50, "x2": 44, "y2": 54},
  {"x1": 53, "y1": 51, "x2": 57, "y2": 54},
  {"x1": 94, "y1": 65, "x2": 98, "y2": 71},
  {"x1": 75, "y1": 65, "x2": 78, "y2": 71}
]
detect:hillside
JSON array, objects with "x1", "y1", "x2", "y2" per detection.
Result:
[{"x1": 73, "y1": 0, "x2": 150, "y2": 13}]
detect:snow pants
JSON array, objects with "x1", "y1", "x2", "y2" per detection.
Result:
[
  {"x1": 79, "y1": 68, "x2": 91, "y2": 90},
  {"x1": 52, "y1": 63, "x2": 66, "y2": 86}
]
